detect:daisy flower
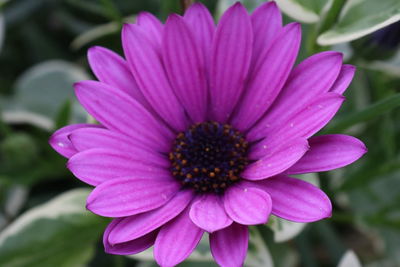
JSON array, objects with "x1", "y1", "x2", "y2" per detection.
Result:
[{"x1": 50, "y1": 2, "x2": 367, "y2": 267}]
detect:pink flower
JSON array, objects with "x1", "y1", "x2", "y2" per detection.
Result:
[{"x1": 50, "y1": 2, "x2": 366, "y2": 267}]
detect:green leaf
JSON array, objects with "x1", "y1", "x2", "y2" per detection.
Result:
[
  {"x1": 0, "y1": 60, "x2": 90, "y2": 130},
  {"x1": 216, "y1": 0, "x2": 264, "y2": 16},
  {"x1": 0, "y1": 133, "x2": 39, "y2": 172},
  {"x1": 0, "y1": 188, "x2": 107, "y2": 267},
  {"x1": 275, "y1": 0, "x2": 331, "y2": 23},
  {"x1": 322, "y1": 93, "x2": 400, "y2": 134},
  {"x1": 70, "y1": 15, "x2": 135, "y2": 50},
  {"x1": 55, "y1": 100, "x2": 72, "y2": 128},
  {"x1": 246, "y1": 227, "x2": 274, "y2": 267},
  {"x1": 268, "y1": 216, "x2": 307, "y2": 243},
  {"x1": 366, "y1": 50, "x2": 400, "y2": 78},
  {"x1": 318, "y1": 0, "x2": 400, "y2": 45},
  {"x1": 0, "y1": 13, "x2": 4, "y2": 51}
]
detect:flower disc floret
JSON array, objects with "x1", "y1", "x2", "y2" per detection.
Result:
[{"x1": 169, "y1": 121, "x2": 249, "y2": 194}]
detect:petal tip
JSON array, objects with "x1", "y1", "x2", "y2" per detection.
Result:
[{"x1": 166, "y1": 13, "x2": 182, "y2": 24}]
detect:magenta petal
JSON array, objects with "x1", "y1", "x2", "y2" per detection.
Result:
[
  {"x1": 122, "y1": 24, "x2": 188, "y2": 131},
  {"x1": 108, "y1": 189, "x2": 194, "y2": 244},
  {"x1": 257, "y1": 175, "x2": 332, "y2": 222},
  {"x1": 87, "y1": 46, "x2": 150, "y2": 109},
  {"x1": 287, "y1": 134, "x2": 367, "y2": 174},
  {"x1": 252, "y1": 92, "x2": 345, "y2": 158},
  {"x1": 248, "y1": 52, "x2": 343, "y2": 141},
  {"x1": 69, "y1": 127, "x2": 157, "y2": 153},
  {"x1": 244, "y1": 139, "x2": 309, "y2": 179},
  {"x1": 184, "y1": 2, "x2": 214, "y2": 65},
  {"x1": 87, "y1": 177, "x2": 180, "y2": 217},
  {"x1": 224, "y1": 183, "x2": 272, "y2": 225},
  {"x1": 74, "y1": 80, "x2": 173, "y2": 152},
  {"x1": 67, "y1": 148, "x2": 170, "y2": 186},
  {"x1": 250, "y1": 1, "x2": 282, "y2": 67},
  {"x1": 154, "y1": 207, "x2": 204, "y2": 267},
  {"x1": 104, "y1": 219, "x2": 157, "y2": 255},
  {"x1": 232, "y1": 23, "x2": 301, "y2": 131},
  {"x1": 189, "y1": 194, "x2": 233, "y2": 233},
  {"x1": 329, "y1": 64, "x2": 356, "y2": 95},
  {"x1": 163, "y1": 14, "x2": 208, "y2": 122},
  {"x1": 210, "y1": 2, "x2": 253, "y2": 122},
  {"x1": 210, "y1": 223, "x2": 249, "y2": 267},
  {"x1": 49, "y1": 124, "x2": 101, "y2": 158},
  {"x1": 136, "y1": 12, "x2": 163, "y2": 47}
]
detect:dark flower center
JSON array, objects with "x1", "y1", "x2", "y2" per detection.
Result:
[{"x1": 169, "y1": 121, "x2": 249, "y2": 194}]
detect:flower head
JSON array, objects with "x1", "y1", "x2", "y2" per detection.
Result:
[{"x1": 50, "y1": 2, "x2": 366, "y2": 266}]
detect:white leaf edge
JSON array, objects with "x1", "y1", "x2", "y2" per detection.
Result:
[
  {"x1": 246, "y1": 228, "x2": 274, "y2": 267},
  {"x1": 70, "y1": 15, "x2": 135, "y2": 50},
  {"x1": 318, "y1": 7, "x2": 400, "y2": 45},
  {"x1": 337, "y1": 250, "x2": 362, "y2": 267},
  {"x1": 0, "y1": 188, "x2": 91, "y2": 246},
  {"x1": 269, "y1": 216, "x2": 307, "y2": 243},
  {"x1": 2, "y1": 111, "x2": 54, "y2": 130},
  {"x1": 1, "y1": 60, "x2": 90, "y2": 130},
  {"x1": 275, "y1": 0, "x2": 321, "y2": 23},
  {"x1": 365, "y1": 49, "x2": 400, "y2": 77}
]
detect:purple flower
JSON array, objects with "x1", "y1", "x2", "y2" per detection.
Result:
[{"x1": 50, "y1": 2, "x2": 367, "y2": 267}]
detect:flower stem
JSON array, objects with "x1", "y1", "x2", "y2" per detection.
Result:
[
  {"x1": 180, "y1": 0, "x2": 193, "y2": 12},
  {"x1": 100, "y1": 0, "x2": 123, "y2": 26},
  {"x1": 307, "y1": 0, "x2": 347, "y2": 54}
]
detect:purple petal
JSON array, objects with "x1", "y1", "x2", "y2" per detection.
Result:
[
  {"x1": 108, "y1": 189, "x2": 194, "y2": 245},
  {"x1": 251, "y1": 92, "x2": 345, "y2": 159},
  {"x1": 184, "y1": 2, "x2": 214, "y2": 66},
  {"x1": 74, "y1": 80, "x2": 173, "y2": 152},
  {"x1": 103, "y1": 219, "x2": 157, "y2": 255},
  {"x1": 224, "y1": 183, "x2": 272, "y2": 225},
  {"x1": 87, "y1": 177, "x2": 180, "y2": 217},
  {"x1": 122, "y1": 24, "x2": 189, "y2": 131},
  {"x1": 250, "y1": 1, "x2": 282, "y2": 67},
  {"x1": 163, "y1": 14, "x2": 208, "y2": 123},
  {"x1": 329, "y1": 65, "x2": 356, "y2": 94},
  {"x1": 189, "y1": 194, "x2": 233, "y2": 233},
  {"x1": 69, "y1": 127, "x2": 157, "y2": 153},
  {"x1": 210, "y1": 2, "x2": 253, "y2": 122},
  {"x1": 154, "y1": 207, "x2": 204, "y2": 267},
  {"x1": 257, "y1": 175, "x2": 332, "y2": 222},
  {"x1": 232, "y1": 23, "x2": 301, "y2": 131},
  {"x1": 87, "y1": 46, "x2": 150, "y2": 110},
  {"x1": 210, "y1": 223, "x2": 248, "y2": 267},
  {"x1": 243, "y1": 139, "x2": 309, "y2": 179},
  {"x1": 136, "y1": 12, "x2": 163, "y2": 47},
  {"x1": 287, "y1": 134, "x2": 367, "y2": 174},
  {"x1": 248, "y1": 52, "x2": 343, "y2": 142},
  {"x1": 67, "y1": 148, "x2": 170, "y2": 186},
  {"x1": 49, "y1": 124, "x2": 100, "y2": 158}
]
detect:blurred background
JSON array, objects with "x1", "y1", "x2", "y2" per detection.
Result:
[{"x1": 0, "y1": 0, "x2": 400, "y2": 266}]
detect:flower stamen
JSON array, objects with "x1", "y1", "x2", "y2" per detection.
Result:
[{"x1": 169, "y1": 121, "x2": 249, "y2": 194}]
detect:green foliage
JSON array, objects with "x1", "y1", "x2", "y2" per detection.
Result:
[
  {"x1": 0, "y1": 0, "x2": 400, "y2": 266},
  {"x1": 0, "y1": 189, "x2": 108, "y2": 267},
  {"x1": 318, "y1": 0, "x2": 400, "y2": 45}
]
